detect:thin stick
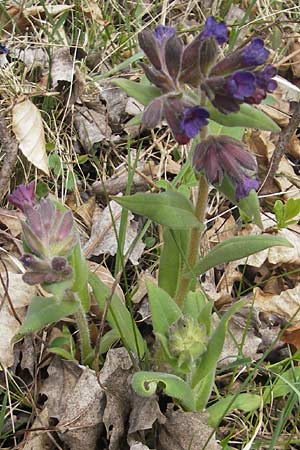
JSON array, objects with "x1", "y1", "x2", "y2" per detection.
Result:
[{"x1": 0, "y1": 111, "x2": 19, "y2": 201}]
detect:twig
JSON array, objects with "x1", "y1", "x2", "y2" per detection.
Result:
[
  {"x1": 259, "y1": 101, "x2": 300, "y2": 194},
  {"x1": 0, "y1": 110, "x2": 19, "y2": 201}
]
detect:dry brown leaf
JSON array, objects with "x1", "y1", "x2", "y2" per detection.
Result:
[
  {"x1": 100, "y1": 84, "x2": 128, "y2": 128},
  {"x1": 289, "y1": 38, "x2": 300, "y2": 78},
  {"x1": 40, "y1": 358, "x2": 104, "y2": 450},
  {"x1": 74, "y1": 105, "x2": 111, "y2": 151},
  {"x1": 130, "y1": 444, "x2": 152, "y2": 450},
  {"x1": 75, "y1": 196, "x2": 96, "y2": 229},
  {"x1": 0, "y1": 273, "x2": 36, "y2": 368},
  {"x1": 12, "y1": 99, "x2": 49, "y2": 175},
  {"x1": 158, "y1": 410, "x2": 220, "y2": 450},
  {"x1": 254, "y1": 284, "x2": 300, "y2": 323},
  {"x1": 100, "y1": 348, "x2": 133, "y2": 450},
  {"x1": 275, "y1": 76, "x2": 300, "y2": 103},
  {"x1": 0, "y1": 207, "x2": 22, "y2": 237},
  {"x1": 287, "y1": 135, "x2": 300, "y2": 160},
  {"x1": 84, "y1": 199, "x2": 145, "y2": 265},
  {"x1": 89, "y1": 263, "x2": 125, "y2": 303},
  {"x1": 51, "y1": 47, "x2": 74, "y2": 88}
]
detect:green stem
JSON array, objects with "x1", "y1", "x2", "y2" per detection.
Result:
[
  {"x1": 174, "y1": 110, "x2": 209, "y2": 307},
  {"x1": 74, "y1": 299, "x2": 93, "y2": 365},
  {"x1": 174, "y1": 175, "x2": 209, "y2": 307}
]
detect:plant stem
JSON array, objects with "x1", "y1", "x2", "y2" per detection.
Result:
[
  {"x1": 174, "y1": 175, "x2": 209, "y2": 307},
  {"x1": 74, "y1": 299, "x2": 93, "y2": 365},
  {"x1": 175, "y1": 121, "x2": 209, "y2": 307}
]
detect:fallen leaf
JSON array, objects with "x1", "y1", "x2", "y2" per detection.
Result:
[
  {"x1": 0, "y1": 273, "x2": 36, "y2": 368},
  {"x1": 84, "y1": 199, "x2": 145, "y2": 265},
  {"x1": 11, "y1": 47, "x2": 48, "y2": 71},
  {"x1": 40, "y1": 358, "x2": 104, "y2": 450},
  {"x1": 0, "y1": 207, "x2": 22, "y2": 237},
  {"x1": 89, "y1": 263, "x2": 125, "y2": 303},
  {"x1": 12, "y1": 99, "x2": 49, "y2": 175},
  {"x1": 75, "y1": 196, "x2": 96, "y2": 229},
  {"x1": 74, "y1": 105, "x2": 112, "y2": 151},
  {"x1": 254, "y1": 284, "x2": 300, "y2": 323},
  {"x1": 130, "y1": 444, "x2": 152, "y2": 450},
  {"x1": 100, "y1": 348, "x2": 133, "y2": 450},
  {"x1": 158, "y1": 410, "x2": 220, "y2": 450},
  {"x1": 51, "y1": 47, "x2": 74, "y2": 88},
  {"x1": 100, "y1": 84, "x2": 128, "y2": 129}
]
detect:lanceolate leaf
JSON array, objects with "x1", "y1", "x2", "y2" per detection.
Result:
[
  {"x1": 89, "y1": 272, "x2": 145, "y2": 357},
  {"x1": 113, "y1": 78, "x2": 160, "y2": 106},
  {"x1": 146, "y1": 281, "x2": 182, "y2": 336},
  {"x1": 192, "y1": 235, "x2": 292, "y2": 276},
  {"x1": 132, "y1": 371, "x2": 195, "y2": 411},
  {"x1": 207, "y1": 102, "x2": 281, "y2": 132},
  {"x1": 15, "y1": 296, "x2": 79, "y2": 339},
  {"x1": 207, "y1": 394, "x2": 261, "y2": 428},
  {"x1": 114, "y1": 191, "x2": 203, "y2": 230}
]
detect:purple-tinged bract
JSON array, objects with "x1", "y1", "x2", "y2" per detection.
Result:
[
  {"x1": 8, "y1": 181, "x2": 35, "y2": 212},
  {"x1": 193, "y1": 135, "x2": 259, "y2": 199}
]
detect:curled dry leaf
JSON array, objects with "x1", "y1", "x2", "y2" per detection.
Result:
[
  {"x1": 51, "y1": 47, "x2": 74, "y2": 88},
  {"x1": 89, "y1": 262, "x2": 125, "y2": 303},
  {"x1": 74, "y1": 105, "x2": 112, "y2": 151},
  {"x1": 254, "y1": 284, "x2": 300, "y2": 323},
  {"x1": 158, "y1": 410, "x2": 220, "y2": 450},
  {"x1": 12, "y1": 99, "x2": 49, "y2": 175},
  {"x1": 39, "y1": 358, "x2": 105, "y2": 450},
  {"x1": 0, "y1": 273, "x2": 36, "y2": 368},
  {"x1": 84, "y1": 199, "x2": 145, "y2": 265}
]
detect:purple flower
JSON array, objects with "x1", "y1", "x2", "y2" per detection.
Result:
[
  {"x1": 154, "y1": 25, "x2": 175, "y2": 43},
  {"x1": 181, "y1": 106, "x2": 209, "y2": 138},
  {"x1": 200, "y1": 16, "x2": 228, "y2": 44},
  {"x1": 8, "y1": 182, "x2": 35, "y2": 212},
  {"x1": 211, "y1": 38, "x2": 270, "y2": 77},
  {"x1": 236, "y1": 176, "x2": 260, "y2": 200},
  {"x1": 242, "y1": 38, "x2": 269, "y2": 66},
  {"x1": 193, "y1": 135, "x2": 259, "y2": 199},
  {"x1": 0, "y1": 44, "x2": 8, "y2": 54},
  {"x1": 227, "y1": 71, "x2": 256, "y2": 100},
  {"x1": 246, "y1": 64, "x2": 277, "y2": 104}
]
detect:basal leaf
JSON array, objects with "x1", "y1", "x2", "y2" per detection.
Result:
[
  {"x1": 16, "y1": 296, "x2": 79, "y2": 339},
  {"x1": 146, "y1": 281, "x2": 182, "y2": 336},
  {"x1": 113, "y1": 78, "x2": 160, "y2": 106},
  {"x1": 114, "y1": 191, "x2": 203, "y2": 230},
  {"x1": 207, "y1": 394, "x2": 261, "y2": 427},
  {"x1": 89, "y1": 272, "x2": 145, "y2": 357},
  {"x1": 207, "y1": 102, "x2": 281, "y2": 132},
  {"x1": 193, "y1": 235, "x2": 292, "y2": 276},
  {"x1": 132, "y1": 371, "x2": 195, "y2": 411}
]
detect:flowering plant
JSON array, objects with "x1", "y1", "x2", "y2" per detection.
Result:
[
  {"x1": 113, "y1": 17, "x2": 290, "y2": 414},
  {"x1": 9, "y1": 17, "x2": 291, "y2": 422}
]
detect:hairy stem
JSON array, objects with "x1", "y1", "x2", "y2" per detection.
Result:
[
  {"x1": 74, "y1": 299, "x2": 93, "y2": 365},
  {"x1": 174, "y1": 174, "x2": 209, "y2": 307}
]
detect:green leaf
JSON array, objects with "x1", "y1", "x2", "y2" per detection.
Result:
[
  {"x1": 113, "y1": 78, "x2": 160, "y2": 105},
  {"x1": 206, "y1": 102, "x2": 281, "y2": 132},
  {"x1": 94, "y1": 51, "x2": 144, "y2": 81},
  {"x1": 89, "y1": 272, "x2": 145, "y2": 357},
  {"x1": 217, "y1": 176, "x2": 263, "y2": 229},
  {"x1": 264, "y1": 367, "x2": 300, "y2": 402},
  {"x1": 192, "y1": 299, "x2": 247, "y2": 392},
  {"x1": 183, "y1": 290, "x2": 207, "y2": 319},
  {"x1": 159, "y1": 228, "x2": 189, "y2": 297},
  {"x1": 192, "y1": 235, "x2": 292, "y2": 276},
  {"x1": 207, "y1": 394, "x2": 261, "y2": 428},
  {"x1": 208, "y1": 120, "x2": 244, "y2": 140},
  {"x1": 15, "y1": 296, "x2": 79, "y2": 339},
  {"x1": 132, "y1": 371, "x2": 195, "y2": 410},
  {"x1": 238, "y1": 189, "x2": 263, "y2": 229},
  {"x1": 113, "y1": 191, "x2": 203, "y2": 230},
  {"x1": 146, "y1": 281, "x2": 182, "y2": 336}
]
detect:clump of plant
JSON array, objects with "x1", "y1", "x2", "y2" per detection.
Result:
[{"x1": 9, "y1": 17, "x2": 291, "y2": 423}]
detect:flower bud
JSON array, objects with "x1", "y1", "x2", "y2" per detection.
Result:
[
  {"x1": 8, "y1": 182, "x2": 35, "y2": 212},
  {"x1": 168, "y1": 315, "x2": 208, "y2": 365}
]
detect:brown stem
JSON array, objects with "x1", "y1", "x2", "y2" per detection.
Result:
[
  {"x1": 260, "y1": 101, "x2": 300, "y2": 194},
  {"x1": 0, "y1": 111, "x2": 19, "y2": 202}
]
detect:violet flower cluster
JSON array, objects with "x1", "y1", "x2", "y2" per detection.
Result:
[
  {"x1": 9, "y1": 183, "x2": 77, "y2": 285},
  {"x1": 139, "y1": 17, "x2": 277, "y2": 199}
]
